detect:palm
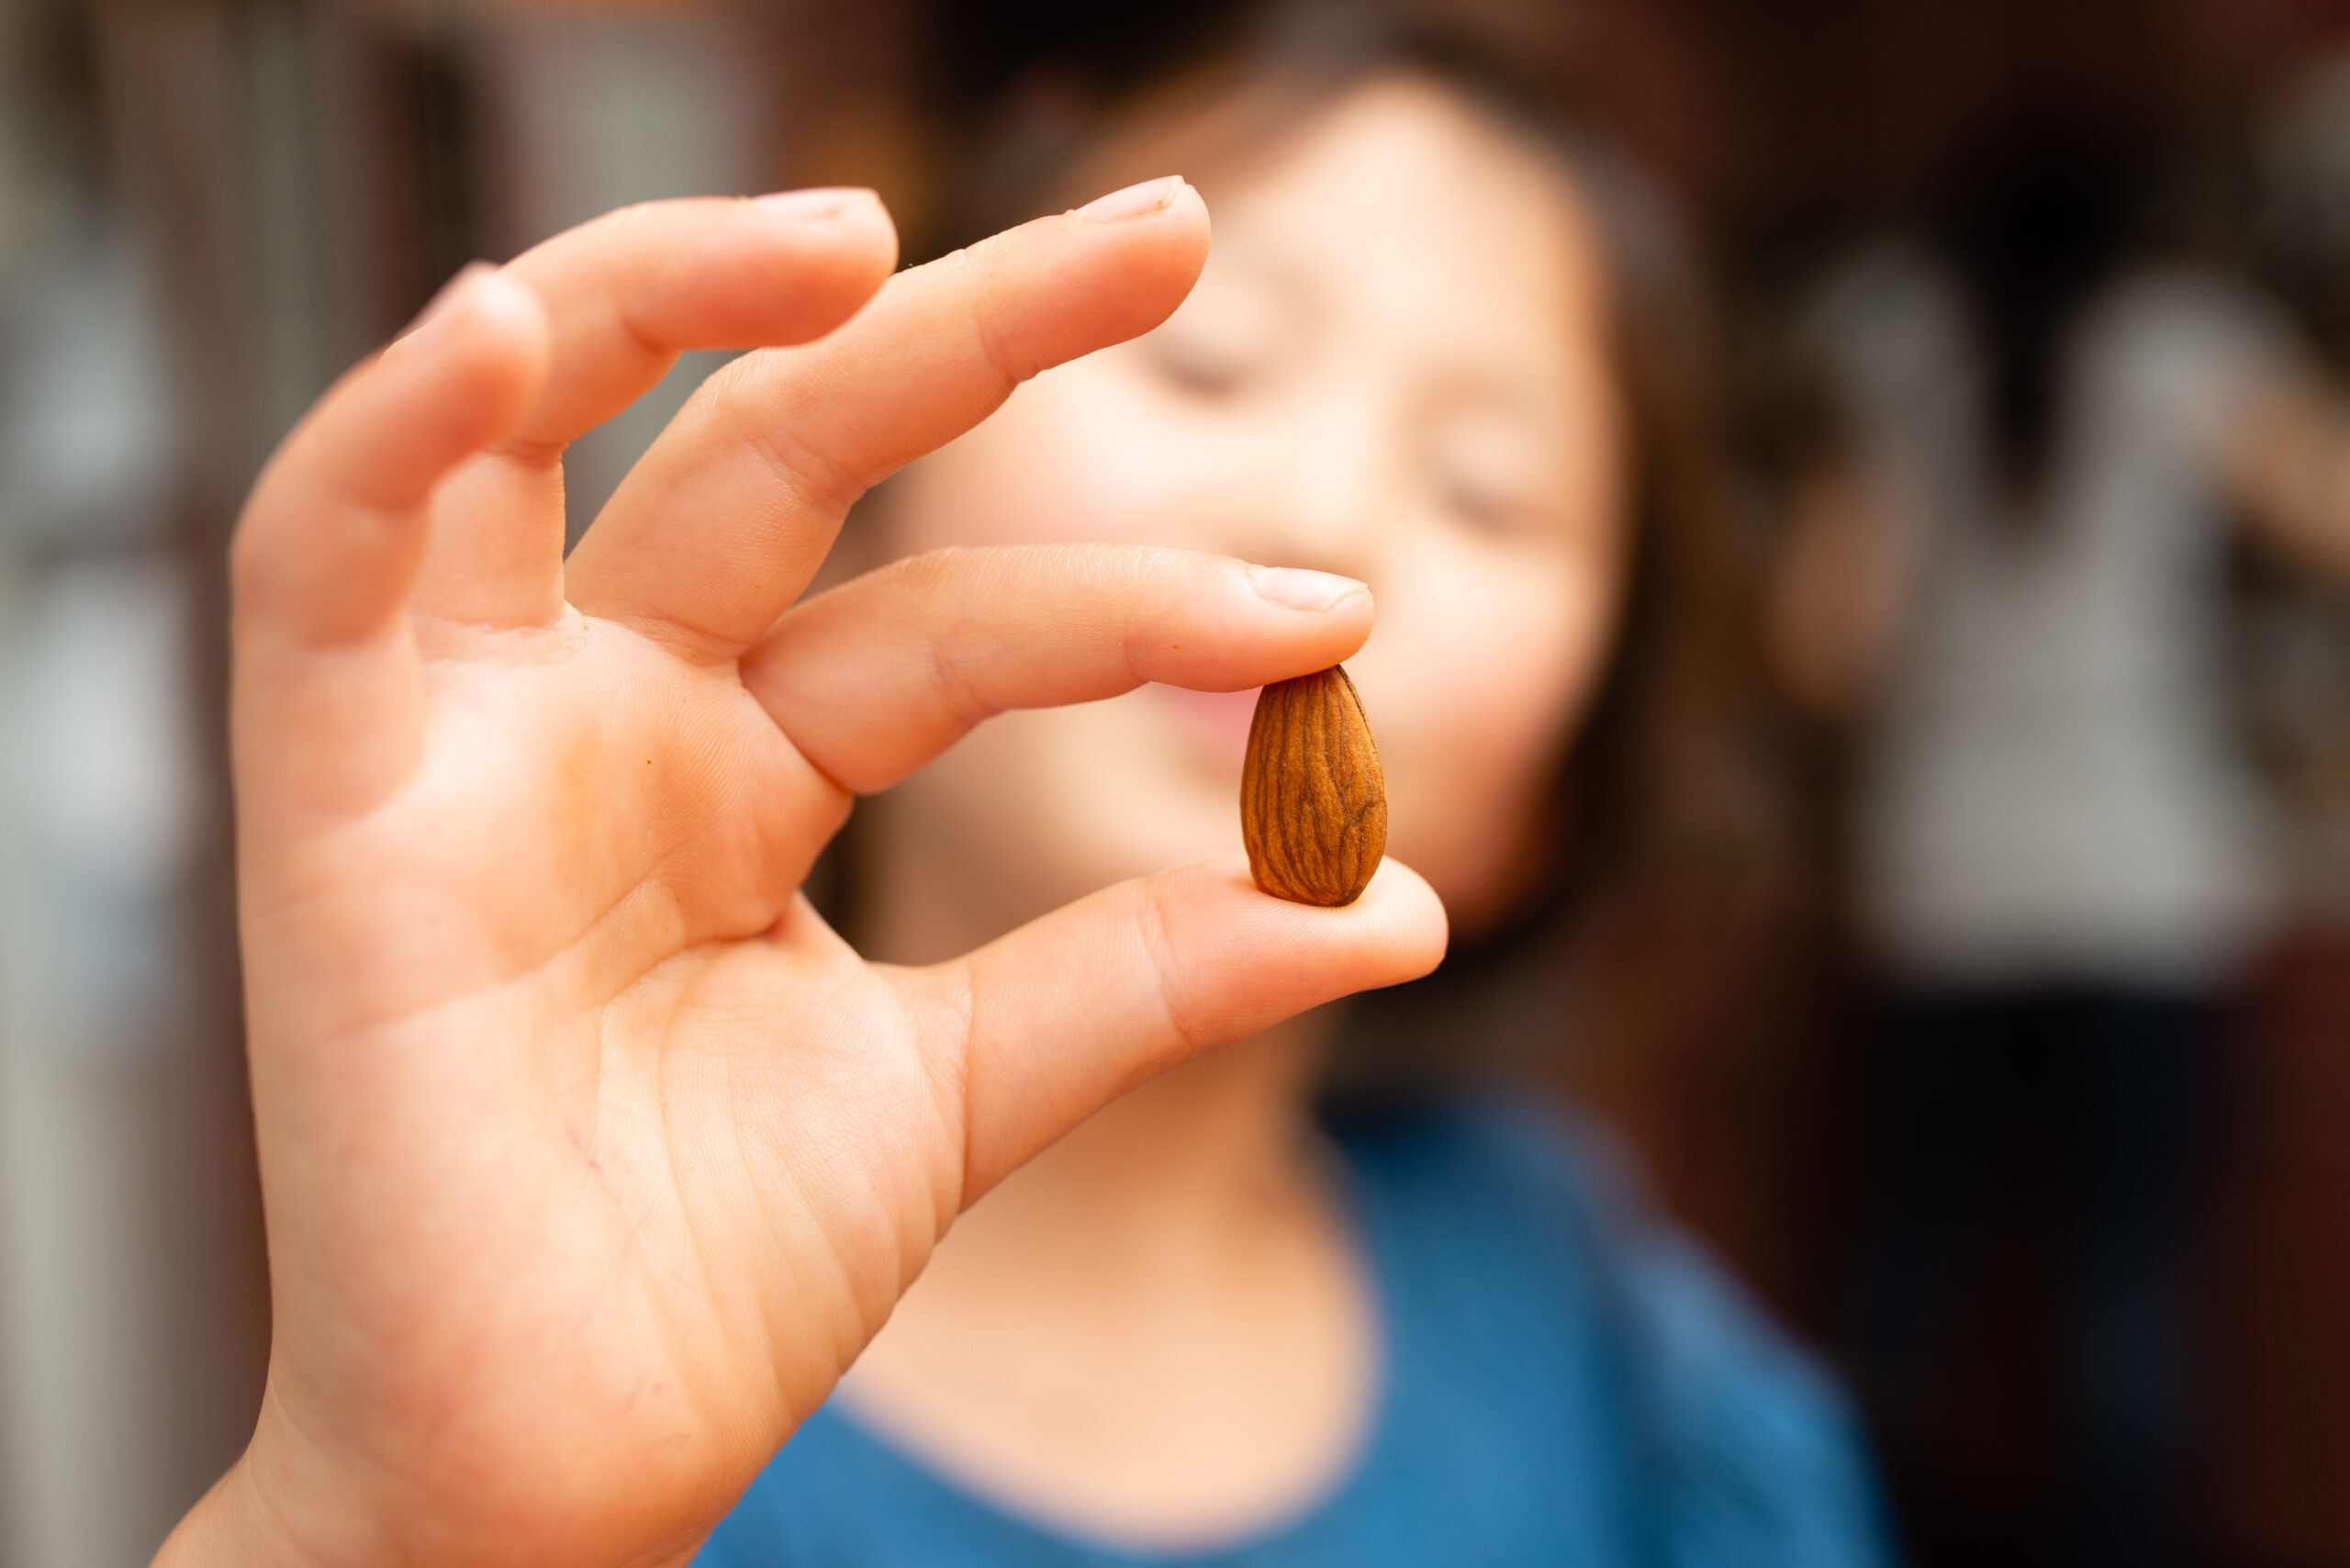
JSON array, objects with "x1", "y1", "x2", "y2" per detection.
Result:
[
  {"x1": 263, "y1": 622, "x2": 938, "y2": 1557},
  {"x1": 205, "y1": 188, "x2": 1443, "y2": 1568}
]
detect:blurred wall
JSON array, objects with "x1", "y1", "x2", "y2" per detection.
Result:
[
  {"x1": 0, "y1": 6, "x2": 267, "y2": 1560},
  {"x1": 0, "y1": 1, "x2": 821, "y2": 1560}
]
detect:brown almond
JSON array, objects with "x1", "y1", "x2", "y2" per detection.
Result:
[{"x1": 1239, "y1": 664, "x2": 1387, "y2": 907}]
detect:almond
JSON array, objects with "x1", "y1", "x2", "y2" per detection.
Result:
[{"x1": 1239, "y1": 664, "x2": 1387, "y2": 907}]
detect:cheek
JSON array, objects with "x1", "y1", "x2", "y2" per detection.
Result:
[{"x1": 1358, "y1": 529, "x2": 1617, "y2": 916}]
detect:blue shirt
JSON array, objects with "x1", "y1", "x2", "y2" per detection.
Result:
[{"x1": 701, "y1": 1098, "x2": 1890, "y2": 1568}]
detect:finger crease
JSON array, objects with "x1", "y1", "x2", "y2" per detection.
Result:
[
  {"x1": 487, "y1": 434, "x2": 572, "y2": 470},
  {"x1": 1133, "y1": 880, "x2": 1196, "y2": 1062},
  {"x1": 923, "y1": 619, "x2": 1002, "y2": 734},
  {"x1": 962, "y1": 246, "x2": 1034, "y2": 398},
  {"x1": 734, "y1": 393, "x2": 868, "y2": 524},
  {"x1": 925, "y1": 964, "x2": 981, "y2": 1215},
  {"x1": 608, "y1": 291, "x2": 676, "y2": 375}
]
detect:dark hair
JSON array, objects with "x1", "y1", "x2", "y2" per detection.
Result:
[
  {"x1": 901, "y1": 1, "x2": 1805, "y2": 1083},
  {"x1": 1937, "y1": 119, "x2": 2149, "y2": 510}
]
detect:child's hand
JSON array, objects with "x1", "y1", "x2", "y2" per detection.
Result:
[{"x1": 154, "y1": 183, "x2": 1445, "y2": 1568}]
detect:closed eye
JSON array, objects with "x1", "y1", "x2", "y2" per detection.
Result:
[
  {"x1": 1149, "y1": 331, "x2": 1255, "y2": 400},
  {"x1": 1441, "y1": 475, "x2": 1547, "y2": 539}
]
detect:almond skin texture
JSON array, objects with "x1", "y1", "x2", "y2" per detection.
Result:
[{"x1": 1240, "y1": 664, "x2": 1388, "y2": 907}]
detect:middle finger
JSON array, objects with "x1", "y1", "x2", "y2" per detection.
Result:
[
  {"x1": 416, "y1": 190, "x2": 899, "y2": 630},
  {"x1": 565, "y1": 177, "x2": 1210, "y2": 659}
]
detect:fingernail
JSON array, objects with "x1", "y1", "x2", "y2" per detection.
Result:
[
  {"x1": 750, "y1": 186, "x2": 876, "y2": 222},
  {"x1": 1249, "y1": 566, "x2": 1366, "y2": 613},
  {"x1": 397, "y1": 261, "x2": 494, "y2": 342},
  {"x1": 1076, "y1": 175, "x2": 1187, "y2": 222}
]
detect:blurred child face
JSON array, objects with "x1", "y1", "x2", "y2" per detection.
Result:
[{"x1": 878, "y1": 77, "x2": 1628, "y2": 941}]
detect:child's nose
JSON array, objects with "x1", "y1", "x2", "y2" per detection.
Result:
[{"x1": 1247, "y1": 391, "x2": 1396, "y2": 581}]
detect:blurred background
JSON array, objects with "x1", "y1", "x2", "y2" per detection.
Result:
[{"x1": 3, "y1": 0, "x2": 2350, "y2": 1563}]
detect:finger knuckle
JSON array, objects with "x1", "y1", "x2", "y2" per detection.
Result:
[{"x1": 714, "y1": 369, "x2": 869, "y2": 521}]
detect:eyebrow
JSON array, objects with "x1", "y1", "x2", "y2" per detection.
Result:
[
  {"x1": 1189, "y1": 231, "x2": 1320, "y2": 313},
  {"x1": 1202, "y1": 210, "x2": 1593, "y2": 423}
]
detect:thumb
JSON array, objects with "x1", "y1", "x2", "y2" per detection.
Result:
[{"x1": 899, "y1": 856, "x2": 1448, "y2": 1203}]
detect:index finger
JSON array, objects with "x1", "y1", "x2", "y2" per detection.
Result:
[{"x1": 564, "y1": 177, "x2": 1208, "y2": 657}]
